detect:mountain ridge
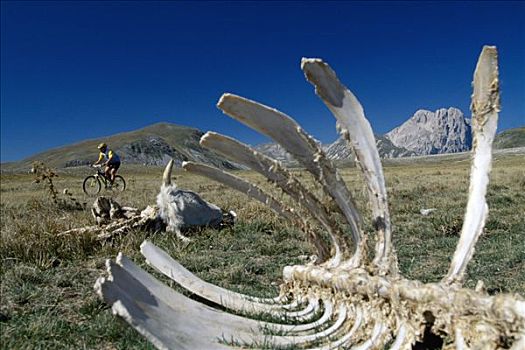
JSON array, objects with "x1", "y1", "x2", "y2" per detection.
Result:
[
  {"x1": 2, "y1": 118, "x2": 524, "y2": 172},
  {"x1": 1, "y1": 122, "x2": 239, "y2": 172}
]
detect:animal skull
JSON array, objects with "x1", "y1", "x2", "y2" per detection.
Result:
[
  {"x1": 95, "y1": 46, "x2": 524, "y2": 349},
  {"x1": 157, "y1": 159, "x2": 235, "y2": 241}
]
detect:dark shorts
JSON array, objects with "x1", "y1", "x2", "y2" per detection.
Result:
[{"x1": 107, "y1": 160, "x2": 121, "y2": 171}]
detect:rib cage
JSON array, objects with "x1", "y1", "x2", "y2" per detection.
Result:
[{"x1": 95, "y1": 46, "x2": 525, "y2": 349}]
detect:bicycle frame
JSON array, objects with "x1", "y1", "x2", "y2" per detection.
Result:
[
  {"x1": 84, "y1": 165, "x2": 125, "y2": 195},
  {"x1": 93, "y1": 166, "x2": 111, "y2": 187}
]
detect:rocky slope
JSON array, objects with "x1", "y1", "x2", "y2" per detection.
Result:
[
  {"x1": 254, "y1": 143, "x2": 297, "y2": 164},
  {"x1": 325, "y1": 135, "x2": 416, "y2": 160},
  {"x1": 493, "y1": 127, "x2": 525, "y2": 149},
  {"x1": 385, "y1": 107, "x2": 472, "y2": 155},
  {"x1": 255, "y1": 134, "x2": 414, "y2": 165},
  {"x1": 2, "y1": 123, "x2": 238, "y2": 172}
]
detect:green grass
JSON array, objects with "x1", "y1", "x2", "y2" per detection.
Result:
[{"x1": 1, "y1": 153, "x2": 524, "y2": 349}]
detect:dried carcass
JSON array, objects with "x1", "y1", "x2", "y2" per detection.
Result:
[
  {"x1": 60, "y1": 162, "x2": 234, "y2": 241},
  {"x1": 95, "y1": 46, "x2": 524, "y2": 349},
  {"x1": 157, "y1": 159, "x2": 236, "y2": 241}
]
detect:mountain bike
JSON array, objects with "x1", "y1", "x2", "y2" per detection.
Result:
[{"x1": 83, "y1": 165, "x2": 126, "y2": 195}]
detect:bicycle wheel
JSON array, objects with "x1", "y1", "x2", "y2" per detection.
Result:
[
  {"x1": 112, "y1": 175, "x2": 126, "y2": 192},
  {"x1": 83, "y1": 175, "x2": 101, "y2": 195}
]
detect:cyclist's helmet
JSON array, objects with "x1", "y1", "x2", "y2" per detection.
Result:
[{"x1": 97, "y1": 143, "x2": 107, "y2": 150}]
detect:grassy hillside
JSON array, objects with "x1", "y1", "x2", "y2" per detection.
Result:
[
  {"x1": 1, "y1": 150, "x2": 524, "y2": 349},
  {"x1": 494, "y1": 126, "x2": 525, "y2": 149},
  {"x1": 1, "y1": 123, "x2": 237, "y2": 172}
]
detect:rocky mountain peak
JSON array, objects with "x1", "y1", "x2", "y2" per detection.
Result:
[{"x1": 385, "y1": 107, "x2": 471, "y2": 155}]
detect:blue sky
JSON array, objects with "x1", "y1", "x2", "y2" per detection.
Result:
[{"x1": 1, "y1": 1, "x2": 524, "y2": 162}]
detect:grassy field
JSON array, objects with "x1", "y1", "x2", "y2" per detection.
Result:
[{"x1": 1, "y1": 152, "x2": 524, "y2": 349}]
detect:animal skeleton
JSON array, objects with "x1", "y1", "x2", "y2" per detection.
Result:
[
  {"x1": 60, "y1": 163, "x2": 234, "y2": 241},
  {"x1": 157, "y1": 159, "x2": 235, "y2": 241},
  {"x1": 95, "y1": 46, "x2": 524, "y2": 349}
]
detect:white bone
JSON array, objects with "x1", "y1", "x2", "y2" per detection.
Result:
[
  {"x1": 444, "y1": 46, "x2": 500, "y2": 285},
  {"x1": 141, "y1": 240, "x2": 322, "y2": 320},
  {"x1": 351, "y1": 322, "x2": 387, "y2": 350},
  {"x1": 200, "y1": 131, "x2": 348, "y2": 263},
  {"x1": 307, "y1": 306, "x2": 364, "y2": 350},
  {"x1": 455, "y1": 328, "x2": 471, "y2": 350},
  {"x1": 119, "y1": 251, "x2": 336, "y2": 336},
  {"x1": 388, "y1": 323, "x2": 409, "y2": 350},
  {"x1": 157, "y1": 160, "x2": 224, "y2": 233},
  {"x1": 99, "y1": 255, "x2": 359, "y2": 349},
  {"x1": 182, "y1": 161, "x2": 296, "y2": 221},
  {"x1": 181, "y1": 160, "x2": 331, "y2": 261},
  {"x1": 117, "y1": 253, "x2": 342, "y2": 337},
  {"x1": 95, "y1": 46, "x2": 524, "y2": 350},
  {"x1": 95, "y1": 269, "x2": 233, "y2": 349},
  {"x1": 302, "y1": 58, "x2": 394, "y2": 274},
  {"x1": 102, "y1": 259, "x2": 327, "y2": 346},
  {"x1": 218, "y1": 93, "x2": 365, "y2": 266}
]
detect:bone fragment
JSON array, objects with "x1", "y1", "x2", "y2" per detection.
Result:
[
  {"x1": 59, "y1": 203, "x2": 159, "y2": 240},
  {"x1": 420, "y1": 208, "x2": 436, "y2": 216}
]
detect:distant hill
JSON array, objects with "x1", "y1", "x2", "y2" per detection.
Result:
[
  {"x1": 1, "y1": 123, "x2": 239, "y2": 172},
  {"x1": 494, "y1": 127, "x2": 525, "y2": 149},
  {"x1": 3, "y1": 120, "x2": 523, "y2": 173}
]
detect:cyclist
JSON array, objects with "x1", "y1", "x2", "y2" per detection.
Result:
[{"x1": 93, "y1": 143, "x2": 121, "y2": 184}]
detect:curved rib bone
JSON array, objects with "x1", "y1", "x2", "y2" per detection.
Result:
[
  {"x1": 98, "y1": 254, "x2": 377, "y2": 349},
  {"x1": 141, "y1": 240, "x2": 322, "y2": 320},
  {"x1": 182, "y1": 160, "x2": 331, "y2": 262},
  {"x1": 98, "y1": 261, "x2": 328, "y2": 349},
  {"x1": 200, "y1": 132, "x2": 351, "y2": 264},
  {"x1": 182, "y1": 161, "x2": 297, "y2": 221},
  {"x1": 218, "y1": 94, "x2": 365, "y2": 266},
  {"x1": 302, "y1": 58, "x2": 395, "y2": 275},
  {"x1": 116, "y1": 253, "x2": 339, "y2": 337},
  {"x1": 444, "y1": 46, "x2": 500, "y2": 285},
  {"x1": 307, "y1": 306, "x2": 364, "y2": 350}
]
